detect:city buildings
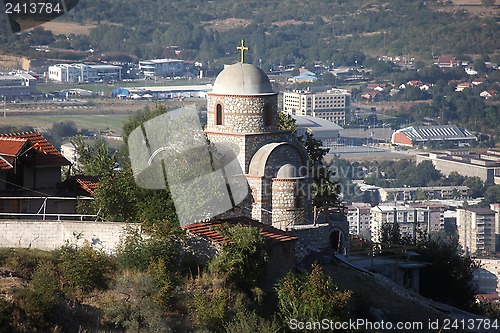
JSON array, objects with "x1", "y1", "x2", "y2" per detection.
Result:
[
  {"x1": 457, "y1": 207, "x2": 497, "y2": 256},
  {"x1": 282, "y1": 89, "x2": 351, "y2": 125},
  {"x1": 378, "y1": 186, "x2": 469, "y2": 202},
  {"x1": 0, "y1": 72, "x2": 37, "y2": 99},
  {"x1": 417, "y1": 149, "x2": 500, "y2": 185},
  {"x1": 48, "y1": 64, "x2": 122, "y2": 83},
  {"x1": 391, "y1": 125, "x2": 477, "y2": 148},
  {"x1": 138, "y1": 59, "x2": 185, "y2": 77}
]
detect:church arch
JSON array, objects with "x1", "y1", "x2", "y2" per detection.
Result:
[
  {"x1": 215, "y1": 103, "x2": 223, "y2": 125},
  {"x1": 248, "y1": 142, "x2": 307, "y2": 177}
]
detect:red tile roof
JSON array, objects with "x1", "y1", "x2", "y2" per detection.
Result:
[
  {"x1": 0, "y1": 132, "x2": 70, "y2": 167},
  {"x1": 183, "y1": 217, "x2": 298, "y2": 245},
  {"x1": 0, "y1": 156, "x2": 13, "y2": 171},
  {"x1": 0, "y1": 137, "x2": 28, "y2": 157},
  {"x1": 75, "y1": 176, "x2": 99, "y2": 195}
]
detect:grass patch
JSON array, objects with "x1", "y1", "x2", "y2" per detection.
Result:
[{"x1": 1, "y1": 114, "x2": 131, "y2": 134}]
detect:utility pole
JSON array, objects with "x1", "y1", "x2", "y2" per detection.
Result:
[{"x1": 3, "y1": 96, "x2": 6, "y2": 118}]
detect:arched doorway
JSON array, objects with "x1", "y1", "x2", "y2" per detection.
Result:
[{"x1": 330, "y1": 230, "x2": 342, "y2": 253}]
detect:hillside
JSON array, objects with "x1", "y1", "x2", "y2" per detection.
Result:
[
  {"x1": 1, "y1": 0, "x2": 498, "y2": 68},
  {"x1": 0, "y1": 248, "x2": 495, "y2": 333}
]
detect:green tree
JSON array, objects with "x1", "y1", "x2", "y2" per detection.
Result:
[
  {"x1": 417, "y1": 234, "x2": 478, "y2": 310},
  {"x1": 71, "y1": 137, "x2": 116, "y2": 177},
  {"x1": 463, "y1": 176, "x2": 485, "y2": 198},
  {"x1": 275, "y1": 264, "x2": 351, "y2": 328},
  {"x1": 484, "y1": 185, "x2": 500, "y2": 204},
  {"x1": 209, "y1": 225, "x2": 269, "y2": 290}
]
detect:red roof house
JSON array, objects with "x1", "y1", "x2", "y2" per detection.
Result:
[{"x1": 0, "y1": 132, "x2": 70, "y2": 192}]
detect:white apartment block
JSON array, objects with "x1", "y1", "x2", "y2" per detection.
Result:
[
  {"x1": 473, "y1": 258, "x2": 500, "y2": 294},
  {"x1": 48, "y1": 64, "x2": 122, "y2": 83},
  {"x1": 457, "y1": 207, "x2": 497, "y2": 256},
  {"x1": 283, "y1": 89, "x2": 351, "y2": 125},
  {"x1": 347, "y1": 203, "x2": 372, "y2": 237},
  {"x1": 138, "y1": 59, "x2": 185, "y2": 77},
  {"x1": 371, "y1": 205, "x2": 432, "y2": 243}
]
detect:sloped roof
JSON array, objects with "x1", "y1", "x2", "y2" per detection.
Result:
[
  {"x1": 0, "y1": 137, "x2": 28, "y2": 157},
  {"x1": 183, "y1": 217, "x2": 298, "y2": 245},
  {"x1": 396, "y1": 125, "x2": 476, "y2": 142},
  {"x1": 0, "y1": 132, "x2": 70, "y2": 167},
  {"x1": 0, "y1": 156, "x2": 13, "y2": 171},
  {"x1": 75, "y1": 176, "x2": 99, "y2": 195}
]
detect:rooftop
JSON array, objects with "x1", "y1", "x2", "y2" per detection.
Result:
[
  {"x1": 210, "y1": 62, "x2": 275, "y2": 95},
  {"x1": 182, "y1": 217, "x2": 298, "y2": 245},
  {"x1": 0, "y1": 132, "x2": 70, "y2": 167}
]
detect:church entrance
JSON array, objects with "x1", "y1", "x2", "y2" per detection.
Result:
[{"x1": 330, "y1": 230, "x2": 342, "y2": 253}]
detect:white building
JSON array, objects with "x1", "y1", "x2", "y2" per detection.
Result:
[
  {"x1": 48, "y1": 64, "x2": 122, "y2": 83},
  {"x1": 138, "y1": 59, "x2": 185, "y2": 77},
  {"x1": 283, "y1": 89, "x2": 351, "y2": 125},
  {"x1": 457, "y1": 207, "x2": 497, "y2": 256},
  {"x1": 371, "y1": 205, "x2": 432, "y2": 243},
  {"x1": 347, "y1": 203, "x2": 372, "y2": 237}
]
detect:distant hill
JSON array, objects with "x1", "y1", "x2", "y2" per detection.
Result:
[{"x1": 1, "y1": 0, "x2": 498, "y2": 68}]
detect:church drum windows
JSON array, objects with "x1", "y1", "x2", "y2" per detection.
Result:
[
  {"x1": 215, "y1": 103, "x2": 223, "y2": 125},
  {"x1": 263, "y1": 103, "x2": 273, "y2": 127}
]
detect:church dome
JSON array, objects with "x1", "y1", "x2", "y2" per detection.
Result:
[{"x1": 211, "y1": 63, "x2": 275, "y2": 95}]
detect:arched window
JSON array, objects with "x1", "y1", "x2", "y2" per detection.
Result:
[
  {"x1": 263, "y1": 103, "x2": 273, "y2": 127},
  {"x1": 215, "y1": 103, "x2": 223, "y2": 125}
]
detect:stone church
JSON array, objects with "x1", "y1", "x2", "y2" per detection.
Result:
[
  {"x1": 204, "y1": 60, "x2": 349, "y2": 255},
  {"x1": 205, "y1": 62, "x2": 312, "y2": 230}
]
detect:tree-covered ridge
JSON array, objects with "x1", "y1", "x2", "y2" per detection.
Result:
[{"x1": 1, "y1": 0, "x2": 498, "y2": 66}]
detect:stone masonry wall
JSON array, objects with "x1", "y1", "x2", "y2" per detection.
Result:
[
  {"x1": 0, "y1": 220, "x2": 141, "y2": 254},
  {"x1": 206, "y1": 94, "x2": 278, "y2": 134}
]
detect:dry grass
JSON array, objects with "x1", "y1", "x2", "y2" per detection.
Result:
[
  {"x1": 202, "y1": 18, "x2": 252, "y2": 32},
  {"x1": 29, "y1": 20, "x2": 97, "y2": 36}
]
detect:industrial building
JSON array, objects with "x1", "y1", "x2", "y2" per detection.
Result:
[
  {"x1": 0, "y1": 72, "x2": 37, "y2": 99},
  {"x1": 48, "y1": 64, "x2": 122, "y2": 83},
  {"x1": 416, "y1": 149, "x2": 500, "y2": 185},
  {"x1": 283, "y1": 89, "x2": 351, "y2": 125},
  {"x1": 391, "y1": 125, "x2": 477, "y2": 148},
  {"x1": 138, "y1": 59, "x2": 185, "y2": 77},
  {"x1": 292, "y1": 115, "x2": 342, "y2": 146}
]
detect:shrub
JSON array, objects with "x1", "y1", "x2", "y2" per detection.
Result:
[
  {"x1": 0, "y1": 298, "x2": 13, "y2": 333},
  {"x1": 116, "y1": 227, "x2": 181, "y2": 272},
  {"x1": 16, "y1": 262, "x2": 60, "y2": 323},
  {"x1": 275, "y1": 264, "x2": 351, "y2": 327},
  {"x1": 224, "y1": 309, "x2": 281, "y2": 333},
  {"x1": 104, "y1": 270, "x2": 172, "y2": 332},
  {"x1": 208, "y1": 225, "x2": 269, "y2": 290},
  {"x1": 57, "y1": 242, "x2": 112, "y2": 296}
]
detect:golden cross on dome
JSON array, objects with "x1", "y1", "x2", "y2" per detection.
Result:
[{"x1": 236, "y1": 39, "x2": 249, "y2": 63}]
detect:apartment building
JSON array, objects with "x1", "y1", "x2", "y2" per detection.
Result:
[
  {"x1": 371, "y1": 204, "x2": 431, "y2": 243},
  {"x1": 457, "y1": 207, "x2": 497, "y2": 256},
  {"x1": 347, "y1": 203, "x2": 372, "y2": 237},
  {"x1": 282, "y1": 89, "x2": 351, "y2": 125}
]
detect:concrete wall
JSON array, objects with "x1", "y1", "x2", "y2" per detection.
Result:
[{"x1": 0, "y1": 220, "x2": 141, "y2": 254}]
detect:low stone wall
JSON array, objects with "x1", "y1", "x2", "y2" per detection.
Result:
[{"x1": 0, "y1": 220, "x2": 141, "y2": 254}]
